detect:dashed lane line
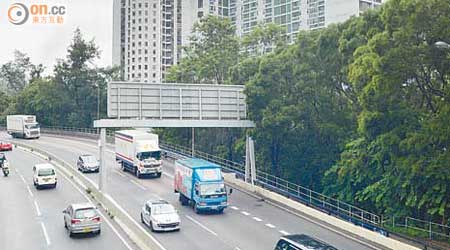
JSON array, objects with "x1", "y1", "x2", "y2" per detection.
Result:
[
  {"x1": 130, "y1": 179, "x2": 147, "y2": 191},
  {"x1": 252, "y1": 217, "x2": 263, "y2": 222},
  {"x1": 34, "y1": 200, "x2": 42, "y2": 217},
  {"x1": 279, "y1": 230, "x2": 290, "y2": 235},
  {"x1": 40, "y1": 222, "x2": 51, "y2": 245},
  {"x1": 185, "y1": 215, "x2": 218, "y2": 237}
]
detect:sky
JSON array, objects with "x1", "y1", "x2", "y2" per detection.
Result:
[{"x1": 0, "y1": 0, "x2": 113, "y2": 74}]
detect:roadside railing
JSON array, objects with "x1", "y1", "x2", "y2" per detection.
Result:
[
  {"x1": 11, "y1": 125, "x2": 450, "y2": 247},
  {"x1": 382, "y1": 216, "x2": 450, "y2": 241}
]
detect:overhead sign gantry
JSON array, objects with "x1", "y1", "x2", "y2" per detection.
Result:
[{"x1": 94, "y1": 81, "x2": 256, "y2": 191}]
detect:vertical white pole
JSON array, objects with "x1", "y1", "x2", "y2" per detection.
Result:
[
  {"x1": 245, "y1": 135, "x2": 250, "y2": 183},
  {"x1": 99, "y1": 128, "x2": 106, "y2": 192},
  {"x1": 192, "y1": 128, "x2": 195, "y2": 157},
  {"x1": 249, "y1": 137, "x2": 256, "y2": 186}
]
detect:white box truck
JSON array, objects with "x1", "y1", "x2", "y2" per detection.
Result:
[
  {"x1": 7, "y1": 115, "x2": 40, "y2": 139},
  {"x1": 115, "y1": 130, "x2": 162, "y2": 178}
]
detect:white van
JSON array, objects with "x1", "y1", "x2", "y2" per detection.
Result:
[{"x1": 33, "y1": 163, "x2": 57, "y2": 189}]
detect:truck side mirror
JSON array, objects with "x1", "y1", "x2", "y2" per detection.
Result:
[{"x1": 229, "y1": 188, "x2": 233, "y2": 195}]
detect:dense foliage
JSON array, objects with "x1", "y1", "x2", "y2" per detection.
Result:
[
  {"x1": 0, "y1": 29, "x2": 117, "y2": 127},
  {"x1": 166, "y1": 0, "x2": 450, "y2": 226}
]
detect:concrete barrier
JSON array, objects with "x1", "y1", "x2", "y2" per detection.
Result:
[
  {"x1": 13, "y1": 142, "x2": 165, "y2": 250},
  {"x1": 224, "y1": 173, "x2": 421, "y2": 250}
]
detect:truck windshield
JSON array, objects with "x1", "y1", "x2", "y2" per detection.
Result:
[
  {"x1": 137, "y1": 151, "x2": 161, "y2": 160},
  {"x1": 25, "y1": 124, "x2": 40, "y2": 129},
  {"x1": 200, "y1": 183, "x2": 225, "y2": 196}
]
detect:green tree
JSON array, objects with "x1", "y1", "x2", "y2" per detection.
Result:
[
  {"x1": 0, "y1": 51, "x2": 41, "y2": 94},
  {"x1": 52, "y1": 28, "x2": 116, "y2": 127},
  {"x1": 166, "y1": 15, "x2": 240, "y2": 84},
  {"x1": 325, "y1": 0, "x2": 450, "y2": 224},
  {"x1": 241, "y1": 23, "x2": 287, "y2": 56}
]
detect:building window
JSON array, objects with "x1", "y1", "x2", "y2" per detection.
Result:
[
  {"x1": 198, "y1": 0, "x2": 203, "y2": 8},
  {"x1": 198, "y1": 11, "x2": 204, "y2": 18}
]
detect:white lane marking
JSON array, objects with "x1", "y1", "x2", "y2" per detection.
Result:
[
  {"x1": 230, "y1": 206, "x2": 239, "y2": 210},
  {"x1": 34, "y1": 200, "x2": 42, "y2": 217},
  {"x1": 114, "y1": 170, "x2": 126, "y2": 177},
  {"x1": 185, "y1": 215, "x2": 218, "y2": 236},
  {"x1": 14, "y1": 168, "x2": 19, "y2": 173},
  {"x1": 19, "y1": 174, "x2": 27, "y2": 184},
  {"x1": 163, "y1": 172, "x2": 174, "y2": 179},
  {"x1": 241, "y1": 211, "x2": 250, "y2": 216},
  {"x1": 279, "y1": 230, "x2": 290, "y2": 235},
  {"x1": 54, "y1": 162, "x2": 136, "y2": 250},
  {"x1": 26, "y1": 185, "x2": 34, "y2": 198},
  {"x1": 40, "y1": 222, "x2": 51, "y2": 245},
  {"x1": 130, "y1": 180, "x2": 147, "y2": 191},
  {"x1": 265, "y1": 223, "x2": 276, "y2": 229},
  {"x1": 235, "y1": 247, "x2": 242, "y2": 250},
  {"x1": 252, "y1": 217, "x2": 262, "y2": 222}
]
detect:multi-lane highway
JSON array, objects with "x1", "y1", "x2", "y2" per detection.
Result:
[
  {"x1": 0, "y1": 133, "x2": 387, "y2": 250},
  {"x1": 0, "y1": 143, "x2": 135, "y2": 250}
]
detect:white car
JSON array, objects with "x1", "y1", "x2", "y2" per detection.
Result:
[
  {"x1": 33, "y1": 163, "x2": 57, "y2": 189},
  {"x1": 140, "y1": 200, "x2": 180, "y2": 232}
]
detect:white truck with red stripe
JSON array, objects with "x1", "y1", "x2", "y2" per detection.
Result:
[{"x1": 115, "y1": 130, "x2": 162, "y2": 178}]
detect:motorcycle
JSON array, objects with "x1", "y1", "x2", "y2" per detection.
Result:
[{"x1": 2, "y1": 160, "x2": 10, "y2": 177}]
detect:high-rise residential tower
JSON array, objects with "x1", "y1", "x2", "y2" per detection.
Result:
[{"x1": 113, "y1": 0, "x2": 383, "y2": 82}]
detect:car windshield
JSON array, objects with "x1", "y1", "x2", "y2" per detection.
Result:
[
  {"x1": 38, "y1": 168, "x2": 55, "y2": 176},
  {"x1": 137, "y1": 151, "x2": 161, "y2": 160},
  {"x1": 152, "y1": 204, "x2": 175, "y2": 215},
  {"x1": 74, "y1": 208, "x2": 97, "y2": 219},
  {"x1": 82, "y1": 155, "x2": 97, "y2": 164},
  {"x1": 25, "y1": 124, "x2": 40, "y2": 129},
  {"x1": 200, "y1": 183, "x2": 225, "y2": 196}
]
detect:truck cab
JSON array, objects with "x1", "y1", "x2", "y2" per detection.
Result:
[
  {"x1": 7, "y1": 115, "x2": 40, "y2": 139},
  {"x1": 134, "y1": 141, "x2": 162, "y2": 177},
  {"x1": 175, "y1": 158, "x2": 228, "y2": 213},
  {"x1": 115, "y1": 130, "x2": 163, "y2": 178}
]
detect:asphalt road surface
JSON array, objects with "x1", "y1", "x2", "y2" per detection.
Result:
[
  {"x1": 0, "y1": 146, "x2": 135, "y2": 250},
  {"x1": 1, "y1": 133, "x2": 387, "y2": 250}
]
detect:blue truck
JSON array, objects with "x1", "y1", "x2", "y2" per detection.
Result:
[{"x1": 174, "y1": 158, "x2": 228, "y2": 213}]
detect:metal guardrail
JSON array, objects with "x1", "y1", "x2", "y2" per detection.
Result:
[{"x1": 11, "y1": 125, "x2": 450, "y2": 246}]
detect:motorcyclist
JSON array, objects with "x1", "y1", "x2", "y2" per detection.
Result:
[{"x1": 0, "y1": 153, "x2": 5, "y2": 168}]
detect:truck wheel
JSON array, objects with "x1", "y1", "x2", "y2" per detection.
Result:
[
  {"x1": 194, "y1": 203, "x2": 200, "y2": 214},
  {"x1": 121, "y1": 162, "x2": 126, "y2": 172},
  {"x1": 179, "y1": 194, "x2": 188, "y2": 206},
  {"x1": 156, "y1": 173, "x2": 162, "y2": 178},
  {"x1": 136, "y1": 169, "x2": 141, "y2": 179}
]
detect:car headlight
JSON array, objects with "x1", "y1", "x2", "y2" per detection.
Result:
[
  {"x1": 198, "y1": 202, "x2": 207, "y2": 206},
  {"x1": 220, "y1": 201, "x2": 227, "y2": 205}
]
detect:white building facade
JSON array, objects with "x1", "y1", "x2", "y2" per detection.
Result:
[{"x1": 113, "y1": 0, "x2": 383, "y2": 82}]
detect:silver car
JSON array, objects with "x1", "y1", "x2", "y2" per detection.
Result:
[
  {"x1": 77, "y1": 154, "x2": 100, "y2": 173},
  {"x1": 63, "y1": 203, "x2": 101, "y2": 237},
  {"x1": 141, "y1": 200, "x2": 180, "y2": 232}
]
